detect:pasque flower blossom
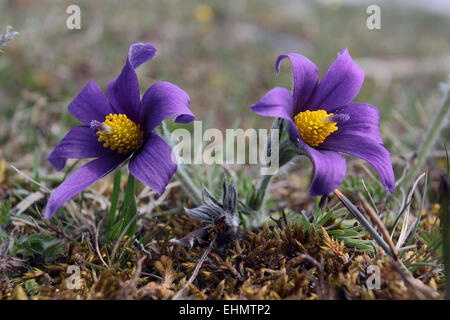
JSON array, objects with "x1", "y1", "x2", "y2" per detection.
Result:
[
  {"x1": 45, "y1": 43, "x2": 194, "y2": 218},
  {"x1": 251, "y1": 49, "x2": 395, "y2": 196}
]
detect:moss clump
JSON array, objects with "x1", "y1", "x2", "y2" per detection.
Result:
[{"x1": 1, "y1": 212, "x2": 439, "y2": 300}]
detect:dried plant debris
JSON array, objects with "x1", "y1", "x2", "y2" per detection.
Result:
[
  {"x1": 170, "y1": 179, "x2": 240, "y2": 248},
  {"x1": 0, "y1": 256, "x2": 25, "y2": 273},
  {"x1": 0, "y1": 208, "x2": 443, "y2": 300},
  {"x1": 0, "y1": 172, "x2": 444, "y2": 300}
]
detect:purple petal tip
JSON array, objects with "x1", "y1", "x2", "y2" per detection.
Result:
[{"x1": 128, "y1": 43, "x2": 157, "y2": 69}]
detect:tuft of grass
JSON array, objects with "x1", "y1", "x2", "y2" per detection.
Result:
[
  {"x1": 104, "y1": 172, "x2": 138, "y2": 242},
  {"x1": 284, "y1": 197, "x2": 374, "y2": 253},
  {"x1": 0, "y1": 199, "x2": 11, "y2": 226}
]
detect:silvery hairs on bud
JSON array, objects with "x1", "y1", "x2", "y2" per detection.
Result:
[{"x1": 170, "y1": 178, "x2": 240, "y2": 248}]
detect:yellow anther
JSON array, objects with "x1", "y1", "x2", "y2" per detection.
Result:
[
  {"x1": 96, "y1": 113, "x2": 144, "y2": 154},
  {"x1": 293, "y1": 109, "x2": 338, "y2": 147}
]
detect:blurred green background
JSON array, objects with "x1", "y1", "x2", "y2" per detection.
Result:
[{"x1": 0, "y1": 0, "x2": 449, "y2": 186}]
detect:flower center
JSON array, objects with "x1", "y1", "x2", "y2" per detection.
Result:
[
  {"x1": 293, "y1": 109, "x2": 338, "y2": 147},
  {"x1": 96, "y1": 113, "x2": 144, "y2": 154}
]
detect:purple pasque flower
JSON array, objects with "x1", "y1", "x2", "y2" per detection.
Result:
[
  {"x1": 45, "y1": 43, "x2": 194, "y2": 218},
  {"x1": 251, "y1": 49, "x2": 395, "y2": 196}
]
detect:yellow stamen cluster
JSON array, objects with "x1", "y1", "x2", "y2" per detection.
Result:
[
  {"x1": 97, "y1": 113, "x2": 144, "y2": 154},
  {"x1": 294, "y1": 109, "x2": 338, "y2": 147}
]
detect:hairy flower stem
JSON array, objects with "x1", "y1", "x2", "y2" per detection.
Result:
[
  {"x1": 158, "y1": 121, "x2": 202, "y2": 206},
  {"x1": 251, "y1": 174, "x2": 274, "y2": 226},
  {"x1": 254, "y1": 174, "x2": 272, "y2": 211},
  {"x1": 250, "y1": 118, "x2": 301, "y2": 225},
  {"x1": 402, "y1": 77, "x2": 450, "y2": 189},
  {"x1": 256, "y1": 174, "x2": 272, "y2": 200},
  {"x1": 249, "y1": 119, "x2": 283, "y2": 225}
]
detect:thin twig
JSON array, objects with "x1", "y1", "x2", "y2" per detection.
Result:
[
  {"x1": 35, "y1": 205, "x2": 77, "y2": 242},
  {"x1": 117, "y1": 255, "x2": 146, "y2": 299},
  {"x1": 389, "y1": 257, "x2": 439, "y2": 299},
  {"x1": 110, "y1": 213, "x2": 142, "y2": 261},
  {"x1": 358, "y1": 192, "x2": 398, "y2": 260},
  {"x1": 172, "y1": 236, "x2": 216, "y2": 300},
  {"x1": 94, "y1": 219, "x2": 109, "y2": 268},
  {"x1": 134, "y1": 239, "x2": 153, "y2": 257},
  {"x1": 10, "y1": 165, "x2": 50, "y2": 193},
  {"x1": 396, "y1": 172, "x2": 426, "y2": 250}
]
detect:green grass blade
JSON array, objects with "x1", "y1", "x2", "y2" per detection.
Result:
[{"x1": 120, "y1": 173, "x2": 137, "y2": 238}]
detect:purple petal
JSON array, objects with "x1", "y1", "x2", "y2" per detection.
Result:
[
  {"x1": 251, "y1": 87, "x2": 294, "y2": 120},
  {"x1": 328, "y1": 103, "x2": 382, "y2": 144},
  {"x1": 139, "y1": 81, "x2": 194, "y2": 132},
  {"x1": 304, "y1": 144, "x2": 347, "y2": 196},
  {"x1": 251, "y1": 87, "x2": 302, "y2": 141},
  {"x1": 320, "y1": 134, "x2": 395, "y2": 193},
  {"x1": 275, "y1": 53, "x2": 319, "y2": 114},
  {"x1": 68, "y1": 80, "x2": 113, "y2": 125},
  {"x1": 127, "y1": 43, "x2": 158, "y2": 69},
  {"x1": 310, "y1": 48, "x2": 364, "y2": 111},
  {"x1": 128, "y1": 133, "x2": 176, "y2": 195},
  {"x1": 48, "y1": 126, "x2": 114, "y2": 171},
  {"x1": 45, "y1": 154, "x2": 125, "y2": 218},
  {"x1": 107, "y1": 43, "x2": 157, "y2": 122}
]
